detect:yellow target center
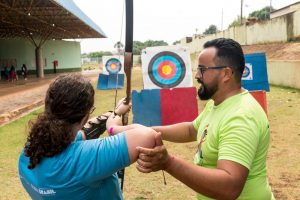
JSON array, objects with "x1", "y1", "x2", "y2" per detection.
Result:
[
  {"x1": 162, "y1": 65, "x2": 172, "y2": 75},
  {"x1": 111, "y1": 63, "x2": 117, "y2": 69}
]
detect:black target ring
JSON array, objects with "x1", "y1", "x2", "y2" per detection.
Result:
[{"x1": 148, "y1": 51, "x2": 186, "y2": 88}]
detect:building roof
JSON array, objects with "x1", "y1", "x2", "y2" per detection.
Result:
[
  {"x1": 0, "y1": 0, "x2": 107, "y2": 40},
  {"x1": 270, "y1": 1, "x2": 300, "y2": 19}
]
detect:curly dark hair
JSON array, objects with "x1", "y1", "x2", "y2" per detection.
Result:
[{"x1": 24, "y1": 74, "x2": 94, "y2": 169}]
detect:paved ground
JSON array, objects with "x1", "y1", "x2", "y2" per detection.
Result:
[{"x1": 0, "y1": 70, "x2": 100, "y2": 126}]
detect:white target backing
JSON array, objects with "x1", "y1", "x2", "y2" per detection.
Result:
[
  {"x1": 141, "y1": 46, "x2": 192, "y2": 89},
  {"x1": 102, "y1": 56, "x2": 124, "y2": 75},
  {"x1": 242, "y1": 63, "x2": 253, "y2": 80}
]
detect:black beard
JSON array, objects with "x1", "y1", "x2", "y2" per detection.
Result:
[{"x1": 197, "y1": 79, "x2": 218, "y2": 100}]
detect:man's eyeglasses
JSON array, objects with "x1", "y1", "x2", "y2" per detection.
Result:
[
  {"x1": 197, "y1": 65, "x2": 227, "y2": 76},
  {"x1": 89, "y1": 106, "x2": 96, "y2": 114}
]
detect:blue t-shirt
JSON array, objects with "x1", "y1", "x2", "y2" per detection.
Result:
[{"x1": 18, "y1": 132, "x2": 130, "y2": 200}]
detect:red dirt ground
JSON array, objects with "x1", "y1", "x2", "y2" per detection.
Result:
[{"x1": 242, "y1": 42, "x2": 300, "y2": 60}]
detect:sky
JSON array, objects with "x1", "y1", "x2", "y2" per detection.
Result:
[{"x1": 73, "y1": 0, "x2": 299, "y2": 53}]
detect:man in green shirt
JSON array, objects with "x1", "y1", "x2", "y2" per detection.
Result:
[{"x1": 136, "y1": 38, "x2": 274, "y2": 199}]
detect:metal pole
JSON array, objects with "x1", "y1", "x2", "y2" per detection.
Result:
[
  {"x1": 270, "y1": 0, "x2": 272, "y2": 18},
  {"x1": 240, "y1": 0, "x2": 243, "y2": 25},
  {"x1": 221, "y1": 8, "x2": 223, "y2": 31}
]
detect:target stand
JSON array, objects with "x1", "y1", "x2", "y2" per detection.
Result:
[
  {"x1": 97, "y1": 74, "x2": 124, "y2": 90},
  {"x1": 97, "y1": 56, "x2": 124, "y2": 90},
  {"x1": 242, "y1": 53, "x2": 269, "y2": 91},
  {"x1": 242, "y1": 53, "x2": 270, "y2": 115},
  {"x1": 132, "y1": 46, "x2": 198, "y2": 126}
]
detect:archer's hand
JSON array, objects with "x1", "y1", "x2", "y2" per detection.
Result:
[
  {"x1": 114, "y1": 98, "x2": 132, "y2": 116},
  {"x1": 136, "y1": 132, "x2": 172, "y2": 173}
]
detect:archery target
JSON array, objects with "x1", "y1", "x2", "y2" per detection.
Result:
[
  {"x1": 102, "y1": 56, "x2": 124, "y2": 75},
  {"x1": 106, "y1": 58, "x2": 121, "y2": 74},
  {"x1": 142, "y1": 46, "x2": 193, "y2": 89},
  {"x1": 242, "y1": 63, "x2": 253, "y2": 80},
  {"x1": 148, "y1": 51, "x2": 186, "y2": 88}
]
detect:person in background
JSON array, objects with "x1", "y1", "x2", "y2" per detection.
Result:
[
  {"x1": 10, "y1": 65, "x2": 17, "y2": 82},
  {"x1": 5, "y1": 66, "x2": 10, "y2": 81},
  {"x1": 21, "y1": 64, "x2": 28, "y2": 80}
]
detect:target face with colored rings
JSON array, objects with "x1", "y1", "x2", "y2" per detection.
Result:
[
  {"x1": 242, "y1": 65, "x2": 250, "y2": 78},
  {"x1": 148, "y1": 51, "x2": 186, "y2": 88},
  {"x1": 105, "y1": 58, "x2": 122, "y2": 74}
]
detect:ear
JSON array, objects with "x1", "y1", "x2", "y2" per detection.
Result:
[{"x1": 223, "y1": 67, "x2": 234, "y2": 82}]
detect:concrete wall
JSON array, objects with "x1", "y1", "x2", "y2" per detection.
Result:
[
  {"x1": 43, "y1": 40, "x2": 81, "y2": 72},
  {"x1": 246, "y1": 17, "x2": 288, "y2": 44},
  {"x1": 0, "y1": 39, "x2": 35, "y2": 71},
  {"x1": 0, "y1": 39, "x2": 81, "y2": 74},
  {"x1": 293, "y1": 11, "x2": 300, "y2": 39},
  {"x1": 270, "y1": 7, "x2": 290, "y2": 19},
  {"x1": 267, "y1": 61, "x2": 300, "y2": 89}
]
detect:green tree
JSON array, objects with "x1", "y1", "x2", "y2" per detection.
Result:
[
  {"x1": 133, "y1": 40, "x2": 168, "y2": 55},
  {"x1": 249, "y1": 6, "x2": 274, "y2": 20},
  {"x1": 173, "y1": 40, "x2": 180, "y2": 45},
  {"x1": 81, "y1": 53, "x2": 88, "y2": 58},
  {"x1": 228, "y1": 6, "x2": 274, "y2": 28},
  {"x1": 229, "y1": 16, "x2": 246, "y2": 27},
  {"x1": 144, "y1": 40, "x2": 168, "y2": 47},
  {"x1": 203, "y1": 25, "x2": 218, "y2": 35},
  {"x1": 133, "y1": 41, "x2": 145, "y2": 55},
  {"x1": 88, "y1": 51, "x2": 112, "y2": 58}
]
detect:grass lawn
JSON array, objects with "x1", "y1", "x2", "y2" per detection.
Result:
[{"x1": 0, "y1": 67, "x2": 299, "y2": 199}]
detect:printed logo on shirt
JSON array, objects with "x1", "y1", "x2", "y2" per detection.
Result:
[
  {"x1": 196, "y1": 124, "x2": 209, "y2": 165},
  {"x1": 30, "y1": 184, "x2": 56, "y2": 196},
  {"x1": 20, "y1": 175, "x2": 56, "y2": 196}
]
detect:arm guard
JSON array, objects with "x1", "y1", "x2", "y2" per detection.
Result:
[{"x1": 82, "y1": 113, "x2": 111, "y2": 140}]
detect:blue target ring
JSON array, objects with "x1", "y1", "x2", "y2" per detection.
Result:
[
  {"x1": 148, "y1": 51, "x2": 186, "y2": 88},
  {"x1": 242, "y1": 65, "x2": 250, "y2": 78},
  {"x1": 105, "y1": 58, "x2": 122, "y2": 74}
]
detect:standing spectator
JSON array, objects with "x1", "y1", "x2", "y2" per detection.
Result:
[
  {"x1": 21, "y1": 64, "x2": 28, "y2": 80},
  {"x1": 10, "y1": 65, "x2": 17, "y2": 82},
  {"x1": 5, "y1": 66, "x2": 10, "y2": 81}
]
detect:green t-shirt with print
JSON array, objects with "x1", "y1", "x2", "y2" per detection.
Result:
[{"x1": 193, "y1": 90, "x2": 274, "y2": 200}]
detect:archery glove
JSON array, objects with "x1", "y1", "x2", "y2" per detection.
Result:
[{"x1": 82, "y1": 113, "x2": 111, "y2": 140}]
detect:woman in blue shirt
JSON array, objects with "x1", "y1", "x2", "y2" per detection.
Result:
[{"x1": 19, "y1": 74, "x2": 157, "y2": 200}]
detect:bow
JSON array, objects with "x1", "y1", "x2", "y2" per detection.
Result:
[
  {"x1": 123, "y1": 0, "x2": 133, "y2": 112},
  {"x1": 117, "y1": 0, "x2": 133, "y2": 191}
]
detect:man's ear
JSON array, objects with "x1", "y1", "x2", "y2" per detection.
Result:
[{"x1": 223, "y1": 67, "x2": 234, "y2": 82}]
